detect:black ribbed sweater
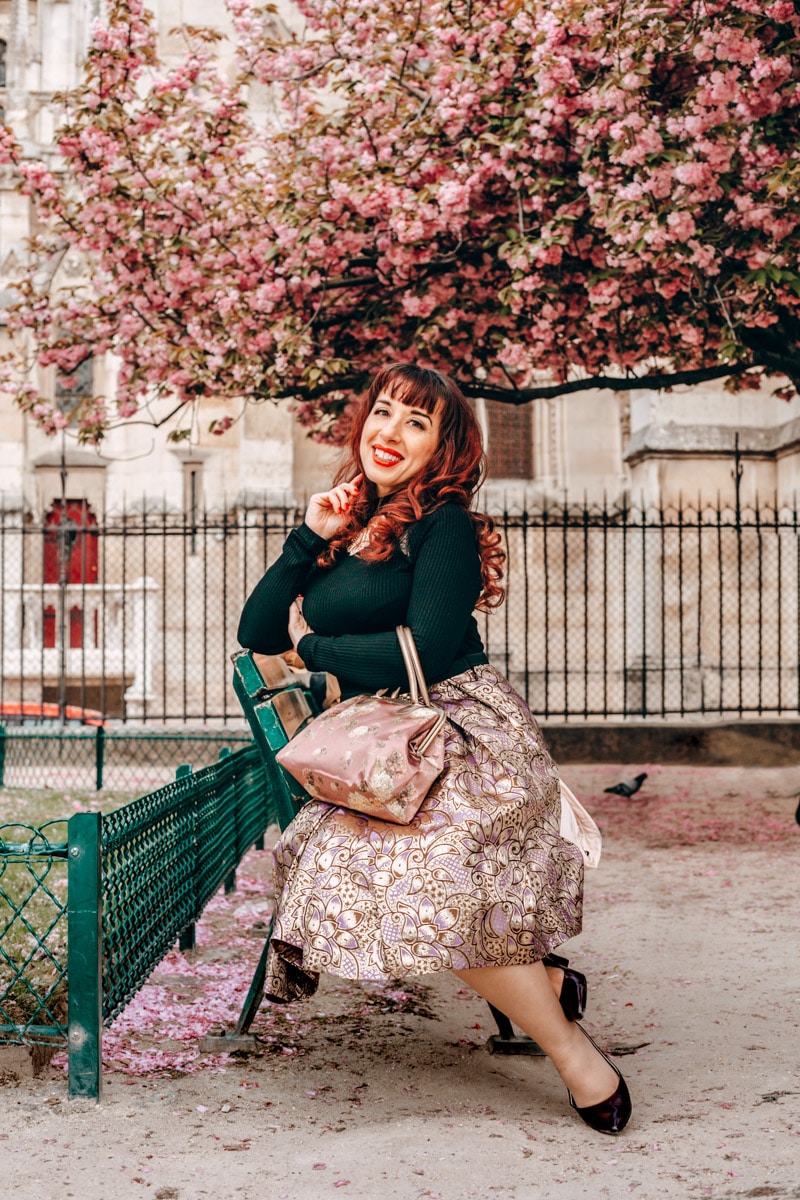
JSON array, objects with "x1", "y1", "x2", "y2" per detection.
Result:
[{"x1": 237, "y1": 502, "x2": 486, "y2": 695}]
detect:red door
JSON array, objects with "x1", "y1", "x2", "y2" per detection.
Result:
[
  {"x1": 43, "y1": 500, "x2": 99, "y2": 584},
  {"x1": 43, "y1": 501, "x2": 99, "y2": 647}
]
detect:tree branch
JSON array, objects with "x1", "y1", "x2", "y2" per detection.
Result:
[
  {"x1": 318, "y1": 274, "x2": 380, "y2": 290},
  {"x1": 460, "y1": 362, "x2": 761, "y2": 405},
  {"x1": 264, "y1": 362, "x2": 763, "y2": 405}
]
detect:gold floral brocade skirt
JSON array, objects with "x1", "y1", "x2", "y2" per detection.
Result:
[{"x1": 265, "y1": 664, "x2": 584, "y2": 1002}]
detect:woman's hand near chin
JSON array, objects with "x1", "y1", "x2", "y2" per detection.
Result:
[{"x1": 304, "y1": 475, "x2": 363, "y2": 540}]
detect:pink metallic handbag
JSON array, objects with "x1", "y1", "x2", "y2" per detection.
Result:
[{"x1": 276, "y1": 626, "x2": 446, "y2": 824}]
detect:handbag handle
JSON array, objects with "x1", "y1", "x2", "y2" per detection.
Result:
[{"x1": 395, "y1": 625, "x2": 433, "y2": 707}]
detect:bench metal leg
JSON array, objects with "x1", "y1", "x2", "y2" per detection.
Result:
[
  {"x1": 484, "y1": 952, "x2": 570, "y2": 1056},
  {"x1": 200, "y1": 919, "x2": 274, "y2": 1053},
  {"x1": 233, "y1": 919, "x2": 273, "y2": 1037},
  {"x1": 485, "y1": 1002, "x2": 545, "y2": 1055}
]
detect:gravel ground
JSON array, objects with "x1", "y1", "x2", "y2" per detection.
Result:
[{"x1": 1, "y1": 763, "x2": 798, "y2": 1200}]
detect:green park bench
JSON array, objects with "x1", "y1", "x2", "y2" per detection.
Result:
[{"x1": 205, "y1": 649, "x2": 558, "y2": 1056}]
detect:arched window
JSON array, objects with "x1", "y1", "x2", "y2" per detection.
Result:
[{"x1": 55, "y1": 355, "x2": 94, "y2": 422}]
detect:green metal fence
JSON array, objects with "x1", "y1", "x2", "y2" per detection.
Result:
[
  {"x1": 0, "y1": 726, "x2": 252, "y2": 791},
  {"x1": 0, "y1": 819, "x2": 69, "y2": 1047},
  {"x1": 0, "y1": 741, "x2": 270, "y2": 1097}
]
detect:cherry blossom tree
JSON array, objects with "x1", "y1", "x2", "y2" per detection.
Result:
[{"x1": 1, "y1": 0, "x2": 799, "y2": 444}]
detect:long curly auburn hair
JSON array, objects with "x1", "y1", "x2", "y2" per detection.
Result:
[{"x1": 318, "y1": 363, "x2": 505, "y2": 611}]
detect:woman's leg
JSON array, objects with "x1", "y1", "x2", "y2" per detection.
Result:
[{"x1": 455, "y1": 960, "x2": 620, "y2": 1110}]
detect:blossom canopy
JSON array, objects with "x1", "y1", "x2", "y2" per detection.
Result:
[{"x1": 2, "y1": 0, "x2": 800, "y2": 443}]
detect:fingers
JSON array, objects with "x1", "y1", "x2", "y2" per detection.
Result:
[
  {"x1": 327, "y1": 486, "x2": 352, "y2": 515},
  {"x1": 314, "y1": 477, "x2": 362, "y2": 515},
  {"x1": 330, "y1": 476, "x2": 363, "y2": 513},
  {"x1": 304, "y1": 475, "x2": 362, "y2": 538},
  {"x1": 288, "y1": 596, "x2": 311, "y2": 649}
]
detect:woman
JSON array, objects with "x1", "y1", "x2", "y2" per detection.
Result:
[{"x1": 238, "y1": 364, "x2": 631, "y2": 1134}]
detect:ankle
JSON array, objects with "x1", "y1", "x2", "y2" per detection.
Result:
[
  {"x1": 553, "y1": 1025, "x2": 619, "y2": 1108},
  {"x1": 546, "y1": 1019, "x2": 582, "y2": 1073}
]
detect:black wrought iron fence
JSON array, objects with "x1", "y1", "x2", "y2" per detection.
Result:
[
  {"x1": 1, "y1": 501, "x2": 798, "y2": 723},
  {"x1": 481, "y1": 502, "x2": 800, "y2": 720}
]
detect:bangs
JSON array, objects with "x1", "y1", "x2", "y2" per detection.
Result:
[{"x1": 368, "y1": 364, "x2": 452, "y2": 415}]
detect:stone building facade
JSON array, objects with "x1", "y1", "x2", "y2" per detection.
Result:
[{"x1": 1, "y1": 0, "x2": 798, "y2": 723}]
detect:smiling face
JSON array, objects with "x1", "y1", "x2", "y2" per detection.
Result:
[{"x1": 358, "y1": 390, "x2": 442, "y2": 497}]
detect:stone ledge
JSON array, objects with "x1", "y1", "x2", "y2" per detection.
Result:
[
  {"x1": 625, "y1": 418, "x2": 800, "y2": 465},
  {"x1": 542, "y1": 719, "x2": 800, "y2": 766}
]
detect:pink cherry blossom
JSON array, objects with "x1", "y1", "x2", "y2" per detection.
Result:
[{"x1": 0, "y1": 0, "x2": 798, "y2": 444}]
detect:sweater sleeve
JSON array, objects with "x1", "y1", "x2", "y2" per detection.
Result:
[
  {"x1": 237, "y1": 522, "x2": 328, "y2": 654},
  {"x1": 297, "y1": 504, "x2": 482, "y2": 689}
]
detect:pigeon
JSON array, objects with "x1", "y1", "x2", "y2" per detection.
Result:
[{"x1": 604, "y1": 772, "x2": 648, "y2": 798}]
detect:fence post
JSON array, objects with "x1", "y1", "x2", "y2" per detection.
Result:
[
  {"x1": 67, "y1": 811, "x2": 103, "y2": 1100},
  {"x1": 176, "y1": 764, "x2": 197, "y2": 952},
  {"x1": 219, "y1": 748, "x2": 238, "y2": 894},
  {"x1": 0, "y1": 724, "x2": 4, "y2": 787},
  {"x1": 95, "y1": 725, "x2": 105, "y2": 792}
]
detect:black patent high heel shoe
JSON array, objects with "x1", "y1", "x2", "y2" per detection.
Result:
[
  {"x1": 567, "y1": 1024, "x2": 632, "y2": 1135},
  {"x1": 543, "y1": 952, "x2": 587, "y2": 1022}
]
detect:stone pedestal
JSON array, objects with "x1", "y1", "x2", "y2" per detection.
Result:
[{"x1": 123, "y1": 576, "x2": 159, "y2": 718}]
